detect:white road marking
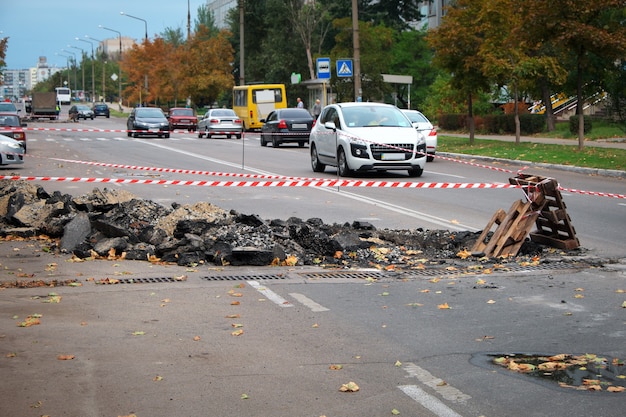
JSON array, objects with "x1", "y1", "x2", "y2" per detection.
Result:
[
  {"x1": 247, "y1": 281, "x2": 293, "y2": 308},
  {"x1": 288, "y1": 293, "x2": 329, "y2": 312},
  {"x1": 398, "y1": 385, "x2": 464, "y2": 417},
  {"x1": 403, "y1": 362, "x2": 471, "y2": 403}
]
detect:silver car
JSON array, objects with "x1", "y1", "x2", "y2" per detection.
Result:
[
  {"x1": 197, "y1": 108, "x2": 243, "y2": 139},
  {"x1": 309, "y1": 102, "x2": 427, "y2": 177},
  {"x1": 402, "y1": 109, "x2": 437, "y2": 162},
  {"x1": 0, "y1": 133, "x2": 25, "y2": 166}
]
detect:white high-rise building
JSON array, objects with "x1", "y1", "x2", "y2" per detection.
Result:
[{"x1": 207, "y1": 0, "x2": 238, "y2": 29}]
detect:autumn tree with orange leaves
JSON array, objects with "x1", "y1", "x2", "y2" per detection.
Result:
[{"x1": 120, "y1": 27, "x2": 234, "y2": 108}]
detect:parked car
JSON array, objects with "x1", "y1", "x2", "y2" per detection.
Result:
[
  {"x1": 197, "y1": 108, "x2": 242, "y2": 139},
  {"x1": 0, "y1": 113, "x2": 27, "y2": 152},
  {"x1": 168, "y1": 107, "x2": 198, "y2": 132},
  {"x1": 92, "y1": 103, "x2": 110, "y2": 118},
  {"x1": 0, "y1": 101, "x2": 20, "y2": 116},
  {"x1": 309, "y1": 102, "x2": 426, "y2": 177},
  {"x1": 260, "y1": 108, "x2": 314, "y2": 148},
  {"x1": 401, "y1": 109, "x2": 437, "y2": 162},
  {"x1": 68, "y1": 104, "x2": 94, "y2": 120},
  {"x1": 0, "y1": 133, "x2": 25, "y2": 166},
  {"x1": 126, "y1": 107, "x2": 170, "y2": 138}
]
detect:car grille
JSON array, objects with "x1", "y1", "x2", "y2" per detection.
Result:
[{"x1": 369, "y1": 143, "x2": 415, "y2": 160}]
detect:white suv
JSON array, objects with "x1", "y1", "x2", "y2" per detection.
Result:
[{"x1": 309, "y1": 102, "x2": 427, "y2": 177}]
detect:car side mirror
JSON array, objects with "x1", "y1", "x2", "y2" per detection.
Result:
[
  {"x1": 324, "y1": 121, "x2": 337, "y2": 131},
  {"x1": 260, "y1": 119, "x2": 266, "y2": 123}
]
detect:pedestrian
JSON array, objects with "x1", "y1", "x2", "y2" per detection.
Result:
[
  {"x1": 296, "y1": 97, "x2": 304, "y2": 109},
  {"x1": 312, "y1": 99, "x2": 321, "y2": 118}
]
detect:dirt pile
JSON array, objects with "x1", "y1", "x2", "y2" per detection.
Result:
[{"x1": 0, "y1": 180, "x2": 550, "y2": 269}]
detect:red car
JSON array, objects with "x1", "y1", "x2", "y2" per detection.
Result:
[
  {"x1": 167, "y1": 108, "x2": 197, "y2": 132},
  {"x1": 0, "y1": 113, "x2": 27, "y2": 152}
]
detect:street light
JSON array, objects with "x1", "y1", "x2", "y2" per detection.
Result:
[
  {"x1": 99, "y1": 25, "x2": 123, "y2": 106},
  {"x1": 55, "y1": 52, "x2": 72, "y2": 90},
  {"x1": 120, "y1": 12, "x2": 149, "y2": 104},
  {"x1": 77, "y1": 37, "x2": 97, "y2": 102},
  {"x1": 69, "y1": 45, "x2": 86, "y2": 98},
  {"x1": 120, "y1": 12, "x2": 148, "y2": 41},
  {"x1": 85, "y1": 36, "x2": 105, "y2": 102},
  {"x1": 61, "y1": 48, "x2": 77, "y2": 93}
]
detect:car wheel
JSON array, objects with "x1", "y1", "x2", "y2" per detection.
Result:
[
  {"x1": 337, "y1": 147, "x2": 352, "y2": 177},
  {"x1": 260, "y1": 134, "x2": 267, "y2": 146},
  {"x1": 91, "y1": 116, "x2": 94, "y2": 120},
  {"x1": 236, "y1": 134, "x2": 242, "y2": 140},
  {"x1": 127, "y1": 130, "x2": 132, "y2": 137},
  {"x1": 427, "y1": 154, "x2": 434, "y2": 162},
  {"x1": 272, "y1": 136, "x2": 280, "y2": 148},
  {"x1": 408, "y1": 167, "x2": 424, "y2": 177},
  {"x1": 206, "y1": 133, "x2": 212, "y2": 139},
  {"x1": 164, "y1": 133, "x2": 170, "y2": 138},
  {"x1": 132, "y1": 131, "x2": 139, "y2": 138},
  {"x1": 198, "y1": 129, "x2": 204, "y2": 138},
  {"x1": 311, "y1": 144, "x2": 326, "y2": 173},
  {"x1": 299, "y1": 141, "x2": 305, "y2": 147}
]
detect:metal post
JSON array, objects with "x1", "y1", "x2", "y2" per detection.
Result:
[{"x1": 99, "y1": 26, "x2": 123, "y2": 106}]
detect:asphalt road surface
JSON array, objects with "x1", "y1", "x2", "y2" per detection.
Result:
[{"x1": 0, "y1": 114, "x2": 624, "y2": 417}]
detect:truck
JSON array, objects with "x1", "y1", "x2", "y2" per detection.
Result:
[{"x1": 30, "y1": 92, "x2": 58, "y2": 120}]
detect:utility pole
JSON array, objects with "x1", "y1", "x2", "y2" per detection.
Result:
[
  {"x1": 351, "y1": 0, "x2": 361, "y2": 101},
  {"x1": 239, "y1": 0, "x2": 245, "y2": 86}
]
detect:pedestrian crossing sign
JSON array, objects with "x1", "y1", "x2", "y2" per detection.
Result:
[{"x1": 336, "y1": 59, "x2": 353, "y2": 77}]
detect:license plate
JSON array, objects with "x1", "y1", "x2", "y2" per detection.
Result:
[
  {"x1": 292, "y1": 123, "x2": 307, "y2": 129},
  {"x1": 148, "y1": 129, "x2": 157, "y2": 133},
  {"x1": 381, "y1": 153, "x2": 405, "y2": 161}
]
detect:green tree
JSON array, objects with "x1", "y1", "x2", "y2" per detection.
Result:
[
  {"x1": 0, "y1": 36, "x2": 7, "y2": 73},
  {"x1": 426, "y1": 0, "x2": 492, "y2": 144}
]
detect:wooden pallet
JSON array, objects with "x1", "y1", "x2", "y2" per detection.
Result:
[
  {"x1": 510, "y1": 174, "x2": 580, "y2": 250},
  {"x1": 471, "y1": 199, "x2": 539, "y2": 258},
  {"x1": 472, "y1": 174, "x2": 579, "y2": 258}
]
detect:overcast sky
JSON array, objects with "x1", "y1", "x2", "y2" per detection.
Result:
[{"x1": 2, "y1": 0, "x2": 207, "y2": 69}]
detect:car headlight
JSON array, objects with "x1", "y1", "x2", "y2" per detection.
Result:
[
  {"x1": 7, "y1": 142, "x2": 22, "y2": 149},
  {"x1": 416, "y1": 132, "x2": 426, "y2": 146}
]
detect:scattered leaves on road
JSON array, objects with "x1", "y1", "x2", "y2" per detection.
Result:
[{"x1": 339, "y1": 381, "x2": 360, "y2": 392}]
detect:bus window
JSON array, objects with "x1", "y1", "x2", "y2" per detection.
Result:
[{"x1": 232, "y1": 84, "x2": 286, "y2": 130}]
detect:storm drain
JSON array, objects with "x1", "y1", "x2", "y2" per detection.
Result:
[
  {"x1": 298, "y1": 271, "x2": 389, "y2": 280},
  {"x1": 401, "y1": 261, "x2": 583, "y2": 278},
  {"x1": 97, "y1": 277, "x2": 184, "y2": 284},
  {"x1": 200, "y1": 274, "x2": 289, "y2": 282}
]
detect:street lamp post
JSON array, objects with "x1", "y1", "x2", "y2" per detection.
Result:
[
  {"x1": 86, "y1": 36, "x2": 105, "y2": 102},
  {"x1": 55, "y1": 53, "x2": 72, "y2": 90},
  {"x1": 69, "y1": 45, "x2": 85, "y2": 99},
  {"x1": 120, "y1": 12, "x2": 149, "y2": 105},
  {"x1": 99, "y1": 25, "x2": 123, "y2": 106},
  {"x1": 77, "y1": 37, "x2": 96, "y2": 102},
  {"x1": 120, "y1": 12, "x2": 148, "y2": 41},
  {"x1": 61, "y1": 49, "x2": 77, "y2": 94}
]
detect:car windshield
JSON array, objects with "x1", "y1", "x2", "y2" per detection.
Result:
[
  {"x1": 171, "y1": 109, "x2": 194, "y2": 116},
  {"x1": 210, "y1": 109, "x2": 236, "y2": 117},
  {"x1": 0, "y1": 115, "x2": 20, "y2": 126},
  {"x1": 278, "y1": 109, "x2": 311, "y2": 118},
  {"x1": 136, "y1": 108, "x2": 164, "y2": 118},
  {"x1": 404, "y1": 111, "x2": 429, "y2": 124},
  {"x1": 342, "y1": 106, "x2": 411, "y2": 128},
  {"x1": 77, "y1": 105, "x2": 90, "y2": 110},
  {"x1": 0, "y1": 103, "x2": 17, "y2": 111}
]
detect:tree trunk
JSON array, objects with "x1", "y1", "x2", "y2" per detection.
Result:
[
  {"x1": 306, "y1": 46, "x2": 315, "y2": 81},
  {"x1": 468, "y1": 92, "x2": 475, "y2": 145},
  {"x1": 514, "y1": 82, "x2": 521, "y2": 144},
  {"x1": 541, "y1": 81, "x2": 555, "y2": 132},
  {"x1": 576, "y1": 57, "x2": 585, "y2": 150}
]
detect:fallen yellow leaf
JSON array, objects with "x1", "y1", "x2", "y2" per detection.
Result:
[
  {"x1": 339, "y1": 381, "x2": 360, "y2": 392},
  {"x1": 437, "y1": 303, "x2": 450, "y2": 309}
]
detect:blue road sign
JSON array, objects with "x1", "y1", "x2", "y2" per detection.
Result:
[
  {"x1": 336, "y1": 59, "x2": 353, "y2": 77},
  {"x1": 316, "y1": 58, "x2": 331, "y2": 80}
]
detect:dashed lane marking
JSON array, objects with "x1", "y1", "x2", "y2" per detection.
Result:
[{"x1": 288, "y1": 293, "x2": 329, "y2": 312}]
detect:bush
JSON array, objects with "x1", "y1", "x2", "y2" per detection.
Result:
[
  {"x1": 439, "y1": 113, "x2": 545, "y2": 134},
  {"x1": 569, "y1": 115, "x2": 592, "y2": 134}
]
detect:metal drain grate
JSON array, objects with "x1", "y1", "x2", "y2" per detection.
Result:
[
  {"x1": 298, "y1": 271, "x2": 389, "y2": 280},
  {"x1": 201, "y1": 274, "x2": 288, "y2": 282},
  {"x1": 402, "y1": 262, "x2": 583, "y2": 278},
  {"x1": 98, "y1": 277, "x2": 184, "y2": 284}
]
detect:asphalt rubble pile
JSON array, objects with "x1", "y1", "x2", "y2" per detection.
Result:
[{"x1": 0, "y1": 179, "x2": 581, "y2": 270}]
